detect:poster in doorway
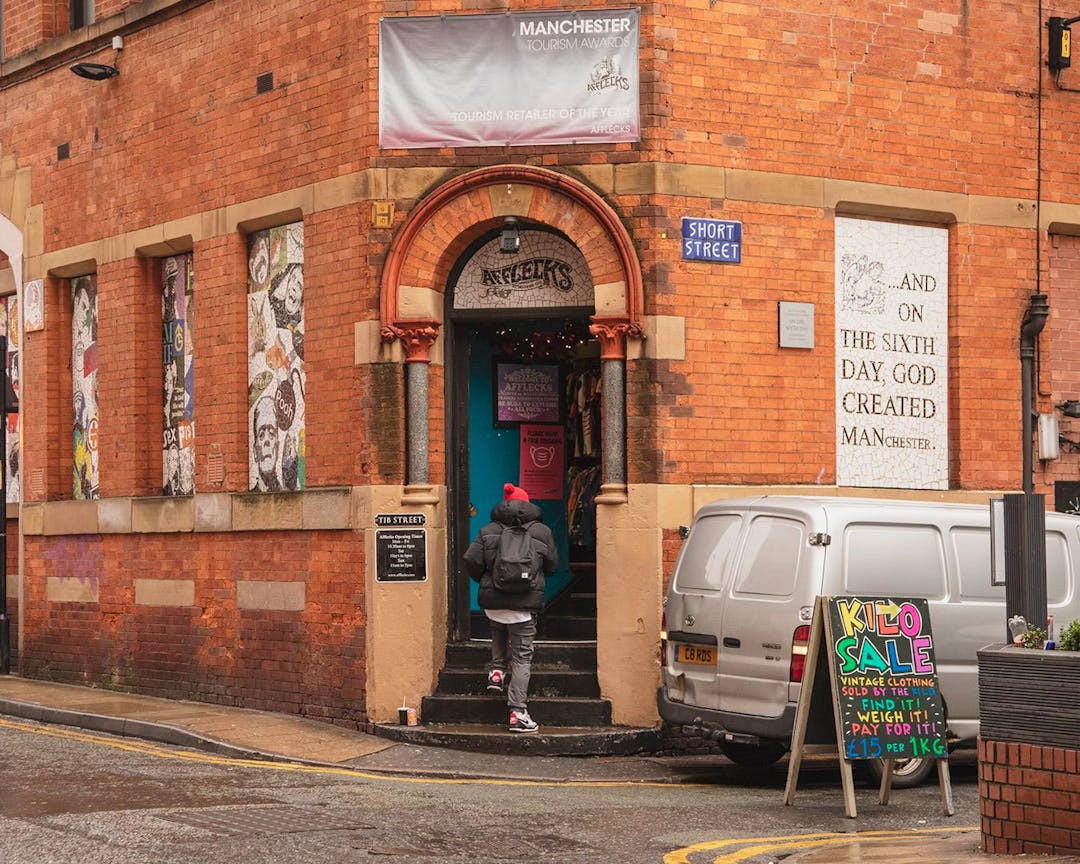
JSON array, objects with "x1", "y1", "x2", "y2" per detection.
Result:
[{"x1": 520, "y1": 424, "x2": 564, "y2": 499}]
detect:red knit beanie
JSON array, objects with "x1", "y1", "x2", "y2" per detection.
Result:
[{"x1": 503, "y1": 482, "x2": 530, "y2": 503}]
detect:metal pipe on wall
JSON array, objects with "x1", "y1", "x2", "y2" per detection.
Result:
[{"x1": 1020, "y1": 294, "x2": 1049, "y2": 494}]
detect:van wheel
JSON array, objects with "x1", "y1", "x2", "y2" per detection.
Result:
[
  {"x1": 720, "y1": 741, "x2": 786, "y2": 768},
  {"x1": 862, "y1": 756, "x2": 935, "y2": 789}
]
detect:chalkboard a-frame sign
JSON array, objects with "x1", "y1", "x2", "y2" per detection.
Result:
[{"x1": 783, "y1": 596, "x2": 955, "y2": 819}]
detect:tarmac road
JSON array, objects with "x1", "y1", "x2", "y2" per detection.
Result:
[{"x1": 0, "y1": 718, "x2": 982, "y2": 864}]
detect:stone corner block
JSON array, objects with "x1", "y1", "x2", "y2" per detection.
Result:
[
  {"x1": 97, "y1": 498, "x2": 133, "y2": 533},
  {"x1": 132, "y1": 496, "x2": 195, "y2": 533},
  {"x1": 194, "y1": 493, "x2": 233, "y2": 532},
  {"x1": 42, "y1": 500, "x2": 99, "y2": 535},
  {"x1": 232, "y1": 492, "x2": 303, "y2": 531},
  {"x1": 302, "y1": 487, "x2": 353, "y2": 530},
  {"x1": 236, "y1": 580, "x2": 305, "y2": 612}
]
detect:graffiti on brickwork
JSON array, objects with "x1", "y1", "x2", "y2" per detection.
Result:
[
  {"x1": 247, "y1": 222, "x2": 305, "y2": 492},
  {"x1": 72, "y1": 275, "x2": 99, "y2": 500},
  {"x1": 1, "y1": 296, "x2": 19, "y2": 503},
  {"x1": 41, "y1": 536, "x2": 102, "y2": 584},
  {"x1": 162, "y1": 254, "x2": 195, "y2": 496}
]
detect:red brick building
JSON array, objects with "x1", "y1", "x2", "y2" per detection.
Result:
[{"x1": 1, "y1": 0, "x2": 1079, "y2": 731}]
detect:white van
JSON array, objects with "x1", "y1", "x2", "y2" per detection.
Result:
[{"x1": 658, "y1": 495, "x2": 1080, "y2": 786}]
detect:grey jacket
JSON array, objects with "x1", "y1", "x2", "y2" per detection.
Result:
[{"x1": 463, "y1": 499, "x2": 558, "y2": 612}]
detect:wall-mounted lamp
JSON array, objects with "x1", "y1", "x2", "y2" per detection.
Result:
[
  {"x1": 70, "y1": 35, "x2": 123, "y2": 80},
  {"x1": 1048, "y1": 16, "x2": 1080, "y2": 71},
  {"x1": 1060, "y1": 400, "x2": 1080, "y2": 418},
  {"x1": 500, "y1": 217, "x2": 520, "y2": 254}
]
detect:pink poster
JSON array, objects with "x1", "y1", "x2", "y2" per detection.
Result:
[{"x1": 520, "y1": 424, "x2": 564, "y2": 500}]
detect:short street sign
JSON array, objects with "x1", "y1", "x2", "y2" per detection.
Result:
[{"x1": 681, "y1": 217, "x2": 742, "y2": 263}]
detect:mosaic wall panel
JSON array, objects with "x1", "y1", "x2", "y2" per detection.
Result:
[
  {"x1": 1, "y1": 297, "x2": 19, "y2": 504},
  {"x1": 72, "y1": 275, "x2": 99, "y2": 500},
  {"x1": 162, "y1": 254, "x2": 195, "y2": 496},
  {"x1": 453, "y1": 230, "x2": 593, "y2": 310},
  {"x1": 835, "y1": 218, "x2": 948, "y2": 490},
  {"x1": 247, "y1": 222, "x2": 305, "y2": 492}
]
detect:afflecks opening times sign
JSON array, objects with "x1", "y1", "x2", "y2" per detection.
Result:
[
  {"x1": 375, "y1": 513, "x2": 427, "y2": 582},
  {"x1": 379, "y1": 9, "x2": 640, "y2": 148},
  {"x1": 828, "y1": 596, "x2": 947, "y2": 761}
]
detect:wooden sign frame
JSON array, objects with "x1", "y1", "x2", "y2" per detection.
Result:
[{"x1": 783, "y1": 596, "x2": 954, "y2": 818}]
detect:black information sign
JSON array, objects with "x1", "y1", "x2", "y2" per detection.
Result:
[
  {"x1": 827, "y1": 596, "x2": 947, "y2": 762},
  {"x1": 375, "y1": 514, "x2": 427, "y2": 582}
]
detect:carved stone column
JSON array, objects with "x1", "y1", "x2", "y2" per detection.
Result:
[
  {"x1": 382, "y1": 320, "x2": 440, "y2": 499},
  {"x1": 589, "y1": 316, "x2": 643, "y2": 503}
]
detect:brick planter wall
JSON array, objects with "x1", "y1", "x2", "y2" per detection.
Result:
[
  {"x1": 978, "y1": 645, "x2": 1080, "y2": 855},
  {"x1": 979, "y1": 739, "x2": 1080, "y2": 855}
]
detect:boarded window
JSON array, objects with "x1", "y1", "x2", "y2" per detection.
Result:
[
  {"x1": 162, "y1": 254, "x2": 195, "y2": 495},
  {"x1": 72, "y1": 275, "x2": 99, "y2": 500},
  {"x1": 247, "y1": 222, "x2": 305, "y2": 492},
  {"x1": 1, "y1": 296, "x2": 18, "y2": 503}
]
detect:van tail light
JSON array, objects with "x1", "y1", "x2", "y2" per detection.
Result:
[{"x1": 790, "y1": 624, "x2": 811, "y2": 682}]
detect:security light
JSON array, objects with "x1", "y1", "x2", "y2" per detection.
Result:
[
  {"x1": 500, "y1": 217, "x2": 520, "y2": 254},
  {"x1": 70, "y1": 62, "x2": 120, "y2": 80}
]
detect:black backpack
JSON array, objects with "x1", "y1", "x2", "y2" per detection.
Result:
[{"x1": 492, "y1": 523, "x2": 542, "y2": 593}]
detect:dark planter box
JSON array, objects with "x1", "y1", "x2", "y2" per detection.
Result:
[{"x1": 978, "y1": 643, "x2": 1080, "y2": 749}]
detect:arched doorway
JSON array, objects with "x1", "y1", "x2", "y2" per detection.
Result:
[
  {"x1": 444, "y1": 223, "x2": 602, "y2": 642},
  {"x1": 379, "y1": 164, "x2": 644, "y2": 635},
  {"x1": 379, "y1": 165, "x2": 645, "y2": 728}
]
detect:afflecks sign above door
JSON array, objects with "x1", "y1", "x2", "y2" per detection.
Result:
[{"x1": 379, "y1": 9, "x2": 640, "y2": 149}]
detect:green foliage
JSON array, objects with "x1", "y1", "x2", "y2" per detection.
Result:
[
  {"x1": 1020, "y1": 626, "x2": 1047, "y2": 649},
  {"x1": 1060, "y1": 619, "x2": 1080, "y2": 652}
]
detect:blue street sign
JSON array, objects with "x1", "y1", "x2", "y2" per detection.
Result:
[{"x1": 681, "y1": 217, "x2": 742, "y2": 263}]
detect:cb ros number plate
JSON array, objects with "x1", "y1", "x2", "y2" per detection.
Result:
[{"x1": 675, "y1": 643, "x2": 716, "y2": 665}]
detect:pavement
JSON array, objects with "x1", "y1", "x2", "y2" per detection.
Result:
[{"x1": 0, "y1": 674, "x2": 1073, "y2": 863}]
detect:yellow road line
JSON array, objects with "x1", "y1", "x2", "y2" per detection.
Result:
[
  {"x1": 0, "y1": 716, "x2": 701, "y2": 789},
  {"x1": 663, "y1": 825, "x2": 976, "y2": 864}
]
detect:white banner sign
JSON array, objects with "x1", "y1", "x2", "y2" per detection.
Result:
[
  {"x1": 835, "y1": 218, "x2": 949, "y2": 489},
  {"x1": 379, "y1": 9, "x2": 640, "y2": 149}
]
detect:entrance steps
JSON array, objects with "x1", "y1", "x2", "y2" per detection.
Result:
[{"x1": 379, "y1": 639, "x2": 659, "y2": 756}]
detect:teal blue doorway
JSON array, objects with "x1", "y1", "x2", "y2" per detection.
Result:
[{"x1": 447, "y1": 316, "x2": 601, "y2": 642}]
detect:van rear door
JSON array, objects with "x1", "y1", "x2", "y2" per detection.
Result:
[{"x1": 717, "y1": 509, "x2": 823, "y2": 719}]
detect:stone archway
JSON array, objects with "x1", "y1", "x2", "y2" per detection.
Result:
[{"x1": 379, "y1": 164, "x2": 644, "y2": 498}]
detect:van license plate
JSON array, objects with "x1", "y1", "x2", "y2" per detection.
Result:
[{"x1": 675, "y1": 644, "x2": 716, "y2": 665}]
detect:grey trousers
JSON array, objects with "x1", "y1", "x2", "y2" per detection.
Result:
[{"x1": 488, "y1": 614, "x2": 537, "y2": 710}]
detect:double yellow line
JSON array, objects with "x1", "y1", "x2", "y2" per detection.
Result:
[
  {"x1": 664, "y1": 826, "x2": 976, "y2": 864},
  {"x1": 1, "y1": 716, "x2": 975, "y2": 863},
  {"x1": 0, "y1": 715, "x2": 689, "y2": 788}
]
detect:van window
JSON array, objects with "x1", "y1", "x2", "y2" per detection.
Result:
[
  {"x1": 674, "y1": 514, "x2": 742, "y2": 591},
  {"x1": 953, "y1": 526, "x2": 1000, "y2": 600},
  {"x1": 843, "y1": 524, "x2": 947, "y2": 599},
  {"x1": 732, "y1": 516, "x2": 803, "y2": 597},
  {"x1": 953, "y1": 525, "x2": 1069, "y2": 604},
  {"x1": 1047, "y1": 531, "x2": 1069, "y2": 605}
]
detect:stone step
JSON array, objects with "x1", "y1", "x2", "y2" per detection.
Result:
[
  {"x1": 445, "y1": 640, "x2": 597, "y2": 670},
  {"x1": 436, "y1": 667, "x2": 601, "y2": 698},
  {"x1": 470, "y1": 613, "x2": 596, "y2": 641},
  {"x1": 420, "y1": 694, "x2": 611, "y2": 726},
  {"x1": 371, "y1": 722, "x2": 661, "y2": 756}
]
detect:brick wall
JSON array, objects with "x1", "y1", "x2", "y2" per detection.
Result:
[
  {"x1": 5, "y1": 0, "x2": 1080, "y2": 720},
  {"x1": 19, "y1": 531, "x2": 367, "y2": 724},
  {"x1": 979, "y1": 738, "x2": 1080, "y2": 855}
]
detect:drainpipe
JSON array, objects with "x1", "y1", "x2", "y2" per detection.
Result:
[{"x1": 1020, "y1": 294, "x2": 1049, "y2": 494}]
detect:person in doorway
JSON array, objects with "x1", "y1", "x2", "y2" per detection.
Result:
[{"x1": 464, "y1": 482, "x2": 558, "y2": 733}]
